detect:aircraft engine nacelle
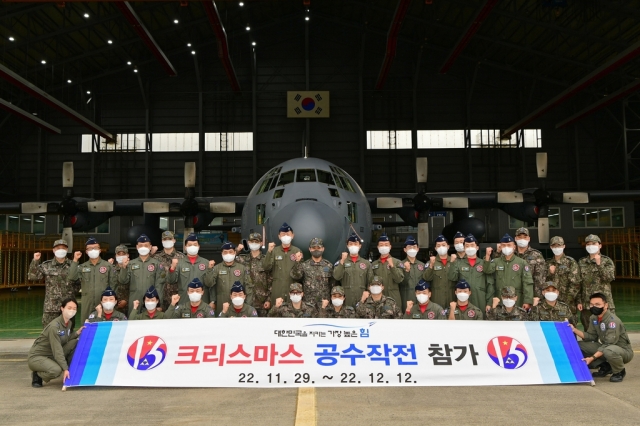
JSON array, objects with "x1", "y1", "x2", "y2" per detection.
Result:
[
  {"x1": 498, "y1": 202, "x2": 539, "y2": 223},
  {"x1": 69, "y1": 212, "x2": 111, "y2": 232},
  {"x1": 442, "y1": 218, "x2": 486, "y2": 242}
]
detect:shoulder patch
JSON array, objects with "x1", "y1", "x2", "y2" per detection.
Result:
[
  {"x1": 600, "y1": 322, "x2": 606, "y2": 331},
  {"x1": 609, "y1": 321, "x2": 616, "y2": 329},
  {"x1": 467, "y1": 309, "x2": 476, "y2": 318},
  {"x1": 524, "y1": 265, "x2": 529, "y2": 272}
]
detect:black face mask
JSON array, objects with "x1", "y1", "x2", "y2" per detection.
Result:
[
  {"x1": 590, "y1": 306, "x2": 604, "y2": 316},
  {"x1": 310, "y1": 250, "x2": 323, "y2": 258}
]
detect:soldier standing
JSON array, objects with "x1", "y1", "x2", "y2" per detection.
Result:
[
  {"x1": 166, "y1": 233, "x2": 214, "y2": 307},
  {"x1": 118, "y1": 234, "x2": 164, "y2": 310},
  {"x1": 370, "y1": 233, "x2": 404, "y2": 305},
  {"x1": 235, "y1": 232, "x2": 273, "y2": 317},
  {"x1": 486, "y1": 286, "x2": 529, "y2": 321},
  {"x1": 86, "y1": 286, "x2": 127, "y2": 322},
  {"x1": 578, "y1": 234, "x2": 616, "y2": 331},
  {"x1": 319, "y1": 285, "x2": 356, "y2": 318},
  {"x1": 209, "y1": 242, "x2": 252, "y2": 315},
  {"x1": 111, "y1": 244, "x2": 130, "y2": 315},
  {"x1": 165, "y1": 278, "x2": 216, "y2": 319},
  {"x1": 28, "y1": 239, "x2": 78, "y2": 328},
  {"x1": 514, "y1": 227, "x2": 547, "y2": 297},
  {"x1": 268, "y1": 283, "x2": 318, "y2": 318},
  {"x1": 151, "y1": 231, "x2": 185, "y2": 311},
  {"x1": 262, "y1": 222, "x2": 303, "y2": 305},
  {"x1": 493, "y1": 234, "x2": 534, "y2": 309},
  {"x1": 399, "y1": 236, "x2": 425, "y2": 310},
  {"x1": 355, "y1": 276, "x2": 402, "y2": 319},
  {"x1": 452, "y1": 231, "x2": 466, "y2": 260},
  {"x1": 446, "y1": 280, "x2": 483, "y2": 321},
  {"x1": 422, "y1": 235, "x2": 456, "y2": 309},
  {"x1": 332, "y1": 233, "x2": 373, "y2": 308},
  {"x1": 403, "y1": 280, "x2": 446, "y2": 320},
  {"x1": 219, "y1": 282, "x2": 258, "y2": 318},
  {"x1": 290, "y1": 238, "x2": 335, "y2": 308},
  {"x1": 546, "y1": 236, "x2": 580, "y2": 315},
  {"x1": 529, "y1": 281, "x2": 575, "y2": 324}
]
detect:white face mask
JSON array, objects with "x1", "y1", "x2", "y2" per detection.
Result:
[
  {"x1": 331, "y1": 298, "x2": 344, "y2": 307},
  {"x1": 280, "y1": 236, "x2": 292, "y2": 245},
  {"x1": 369, "y1": 285, "x2": 382, "y2": 295},
  {"x1": 137, "y1": 247, "x2": 150, "y2": 256},
  {"x1": 188, "y1": 292, "x2": 202, "y2": 302},
  {"x1": 222, "y1": 254, "x2": 236, "y2": 263},
  {"x1": 516, "y1": 239, "x2": 529, "y2": 248},
  {"x1": 232, "y1": 297, "x2": 245, "y2": 306},
  {"x1": 456, "y1": 292, "x2": 470, "y2": 302},
  {"x1": 552, "y1": 247, "x2": 564, "y2": 256},
  {"x1": 416, "y1": 294, "x2": 429, "y2": 304},
  {"x1": 406, "y1": 249, "x2": 418, "y2": 258},
  {"x1": 145, "y1": 301, "x2": 157, "y2": 311},
  {"x1": 586, "y1": 245, "x2": 599, "y2": 254},
  {"x1": 54, "y1": 249, "x2": 68, "y2": 259},
  {"x1": 544, "y1": 292, "x2": 559, "y2": 302},
  {"x1": 249, "y1": 243, "x2": 261, "y2": 251},
  {"x1": 502, "y1": 299, "x2": 516, "y2": 308},
  {"x1": 62, "y1": 309, "x2": 76, "y2": 320},
  {"x1": 454, "y1": 243, "x2": 464, "y2": 252},
  {"x1": 436, "y1": 246, "x2": 448, "y2": 256},
  {"x1": 348, "y1": 246, "x2": 360, "y2": 255},
  {"x1": 162, "y1": 240, "x2": 175, "y2": 249},
  {"x1": 465, "y1": 247, "x2": 477, "y2": 257},
  {"x1": 186, "y1": 246, "x2": 199, "y2": 256},
  {"x1": 290, "y1": 294, "x2": 302, "y2": 303},
  {"x1": 378, "y1": 246, "x2": 391, "y2": 255},
  {"x1": 102, "y1": 301, "x2": 116, "y2": 311},
  {"x1": 116, "y1": 256, "x2": 126, "y2": 264},
  {"x1": 502, "y1": 247, "x2": 514, "y2": 256},
  {"x1": 87, "y1": 249, "x2": 100, "y2": 259}
]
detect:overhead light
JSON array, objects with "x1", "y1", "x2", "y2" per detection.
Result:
[
  {"x1": 86, "y1": 91, "x2": 91, "y2": 94},
  {"x1": 252, "y1": 42, "x2": 256, "y2": 46},
  {"x1": 191, "y1": 51, "x2": 196, "y2": 55},
  {"x1": 9, "y1": 216, "x2": 17, "y2": 219},
  {"x1": 83, "y1": 13, "x2": 89, "y2": 18},
  {"x1": 8, "y1": 36, "x2": 14, "y2": 41},
  {"x1": 67, "y1": 79, "x2": 72, "y2": 83},
  {"x1": 41, "y1": 60, "x2": 46, "y2": 64},
  {"x1": 239, "y1": 2, "x2": 244, "y2": 6},
  {"x1": 174, "y1": 19, "x2": 179, "y2": 24},
  {"x1": 187, "y1": 43, "x2": 191, "y2": 47},
  {"x1": 305, "y1": 16, "x2": 309, "y2": 21},
  {"x1": 133, "y1": 69, "x2": 138, "y2": 73},
  {"x1": 107, "y1": 40, "x2": 113, "y2": 44},
  {"x1": 246, "y1": 26, "x2": 250, "y2": 31},
  {"x1": 32, "y1": 113, "x2": 37, "y2": 116},
  {"x1": 127, "y1": 61, "x2": 132, "y2": 65}
]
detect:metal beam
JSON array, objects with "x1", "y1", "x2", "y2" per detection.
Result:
[
  {"x1": 203, "y1": 1, "x2": 241, "y2": 92},
  {"x1": 439, "y1": 0, "x2": 498, "y2": 74},
  {"x1": 556, "y1": 80, "x2": 640, "y2": 129},
  {"x1": 374, "y1": 0, "x2": 411, "y2": 90},
  {"x1": 0, "y1": 63, "x2": 113, "y2": 140},
  {"x1": 501, "y1": 39, "x2": 640, "y2": 138},
  {"x1": 0, "y1": 97, "x2": 61, "y2": 134}
]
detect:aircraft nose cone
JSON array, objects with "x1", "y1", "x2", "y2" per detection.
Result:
[{"x1": 272, "y1": 201, "x2": 344, "y2": 262}]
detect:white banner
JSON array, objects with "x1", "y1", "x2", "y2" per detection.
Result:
[{"x1": 67, "y1": 318, "x2": 591, "y2": 388}]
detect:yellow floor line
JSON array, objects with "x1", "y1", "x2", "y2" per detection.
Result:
[
  {"x1": 294, "y1": 387, "x2": 316, "y2": 426},
  {"x1": 0, "y1": 359, "x2": 27, "y2": 362}
]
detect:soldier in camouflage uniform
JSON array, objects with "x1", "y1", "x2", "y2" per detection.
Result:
[
  {"x1": 486, "y1": 286, "x2": 529, "y2": 321},
  {"x1": 333, "y1": 233, "x2": 374, "y2": 308},
  {"x1": 355, "y1": 276, "x2": 402, "y2": 319},
  {"x1": 514, "y1": 227, "x2": 547, "y2": 297},
  {"x1": 493, "y1": 234, "x2": 534, "y2": 309},
  {"x1": 370, "y1": 233, "x2": 404, "y2": 305},
  {"x1": 111, "y1": 244, "x2": 130, "y2": 314},
  {"x1": 209, "y1": 242, "x2": 252, "y2": 315},
  {"x1": 319, "y1": 285, "x2": 356, "y2": 318},
  {"x1": 529, "y1": 281, "x2": 575, "y2": 324},
  {"x1": 118, "y1": 234, "x2": 164, "y2": 310},
  {"x1": 151, "y1": 231, "x2": 185, "y2": 311},
  {"x1": 219, "y1": 282, "x2": 258, "y2": 317},
  {"x1": 165, "y1": 278, "x2": 216, "y2": 319},
  {"x1": 546, "y1": 236, "x2": 581, "y2": 314},
  {"x1": 399, "y1": 236, "x2": 425, "y2": 310},
  {"x1": 423, "y1": 235, "x2": 456, "y2": 309},
  {"x1": 403, "y1": 280, "x2": 446, "y2": 320},
  {"x1": 291, "y1": 237, "x2": 335, "y2": 308},
  {"x1": 166, "y1": 233, "x2": 215, "y2": 306},
  {"x1": 86, "y1": 286, "x2": 127, "y2": 322},
  {"x1": 268, "y1": 283, "x2": 318, "y2": 318},
  {"x1": 28, "y1": 239, "x2": 79, "y2": 328},
  {"x1": 263, "y1": 222, "x2": 303, "y2": 305},
  {"x1": 578, "y1": 234, "x2": 616, "y2": 331},
  {"x1": 129, "y1": 286, "x2": 165, "y2": 320},
  {"x1": 445, "y1": 280, "x2": 483, "y2": 320},
  {"x1": 235, "y1": 232, "x2": 273, "y2": 317}
]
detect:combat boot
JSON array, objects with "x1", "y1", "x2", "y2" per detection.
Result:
[
  {"x1": 592, "y1": 362, "x2": 612, "y2": 377},
  {"x1": 610, "y1": 369, "x2": 626, "y2": 382},
  {"x1": 31, "y1": 371, "x2": 43, "y2": 388}
]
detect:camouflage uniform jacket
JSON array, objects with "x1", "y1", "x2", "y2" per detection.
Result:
[
  {"x1": 545, "y1": 254, "x2": 581, "y2": 310},
  {"x1": 355, "y1": 295, "x2": 402, "y2": 319},
  {"x1": 166, "y1": 255, "x2": 214, "y2": 305},
  {"x1": 400, "y1": 257, "x2": 425, "y2": 308},
  {"x1": 486, "y1": 305, "x2": 529, "y2": 321},
  {"x1": 236, "y1": 252, "x2": 272, "y2": 308},
  {"x1": 268, "y1": 301, "x2": 318, "y2": 318},
  {"x1": 165, "y1": 302, "x2": 216, "y2": 319},
  {"x1": 68, "y1": 258, "x2": 118, "y2": 323},
  {"x1": 209, "y1": 261, "x2": 253, "y2": 315},
  {"x1": 129, "y1": 309, "x2": 165, "y2": 320},
  {"x1": 319, "y1": 305, "x2": 356, "y2": 318},
  {"x1": 86, "y1": 309, "x2": 128, "y2": 322},
  {"x1": 422, "y1": 256, "x2": 456, "y2": 309},
  {"x1": 578, "y1": 255, "x2": 615, "y2": 309},
  {"x1": 219, "y1": 304, "x2": 259, "y2": 318},
  {"x1": 28, "y1": 258, "x2": 78, "y2": 313},
  {"x1": 403, "y1": 302, "x2": 446, "y2": 320},
  {"x1": 529, "y1": 300, "x2": 575, "y2": 324},
  {"x1": 118, "y1": 257, "x2": 164, "y2": 308},
  {"x1": 332, "y1": 256, "x2": 374, "y2": 308},
  {"x1": 153, "y1": 249, "x2": 185, "y2": 309},
  {"x1": 290, "y1": 258, "x2": 335, "y2": 306},
  {"x1": 516, "y1": 247, "x2": 547, "y2": 297},
  {"x1": 493, "y1": 255, "x2": 534, "y2": 306},
  {"x1": 28, "y1": 315, "x2": 79, "y2": 370},
  {"x1": 444, "y1": 302, "x2": 484, "y2": 320},
  {"x1": 370, "y1": 256, "x2": 405, "y2": 307}
]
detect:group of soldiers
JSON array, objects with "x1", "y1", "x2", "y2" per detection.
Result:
[{"x1": 27, "y1": 223, "x2": 632, "y2": 385}]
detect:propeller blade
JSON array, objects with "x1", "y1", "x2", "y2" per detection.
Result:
[
  {"x1": 62, "y1": 162, "x2": 74, "y2": 188},
  {"x1": 87, "y1": 201, "x2": 114, "y2": 212},
  {"x1": 143, "y1": 202, "x2": 170, "y2": 214},
  {"x1": 562, "y1": 192, "x2": 589, "y2": 203},
  {"x1": 416, "y1": 158, "x2": 428, "y2": 183},
  {"x1": 417, "y1": 222, "x2": 429, "y2": 249},
  {"x1": 442, "y1": 197, "x2": 469, "y2": 209},
  {"x1": 185, "y1": 162, "x2": 196, "y2": 188},
  {"x1": 62, "y1": 227, "x2": 74, "y2": 253},
  {"x1": 536, "y1": 152, "x2": 548, "y2": 179},
  {"x1": 537, "y1": 217, "x2": 550, "y2": 244},
  {"x1": 497, "y1": 192, "x2": 524, "y2": 203},
  {"x1": 210, "y1": 202, "x2": 236, "y2": 214},
  {"x1": 21, "y1": 202, "x2": 48, "y2": 214},
  {"x1": 376, "y1": 197, "x2": 403, "y2": 209}
]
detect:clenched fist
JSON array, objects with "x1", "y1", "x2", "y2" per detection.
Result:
[
  {"x1": 150, "y1": 246, "x2": 158, "y2": 255},
  {"x1": 485, "y1": 247, "x2": 493, "y2": 258},
  {"x1": 209, "y1": 260, "x2": 215, "y2": 268},
  {"x1": 406, "y1": 300, "x2": 414, "y2": 311},
  {"x1": 34, "y1": 252, "x2": 41, "y2": 261},
  {"x1": 275, "y1": 298, "x2": 284, "y2": 308},
  {"x1": 222, "y1": 302, "x2": 230, "y2": 313},
  {"x1": 170, "y1": 294, "x2": 180, "y2": 306},
  {"x1": 133, "y1": 300, "x2": 140, "y2": 310},
  {"x1": 492, "y1": 297, "x2": 500, "y2": 309},
  {"x1": 361, "y1": 291, "x2": 370, "y2": 303},
  {"x1": 533, "y1": 297, "x2": 540, "y2": 307},
  {"x1": 95, "y1": 304, "x2": 103, "y2": 315},
  {"x1": 294, "y1": 252, "x2": 303, "y2": 262},
  {"x1": 450, "y1": 301, "x2": 457, "y2": 310},
  {"x1": 73, "y1": 251, "x2": 82, "y2": 262},
  {"x1": 341, "y1": 252, "x2": 348, "y2": 264},
  {"x1": 263, "y1": 300, "x2": 271, "y2": 309},
  {"x1": 404, "y1": 261, "x2": 411, "y2": 272},
  {"x1": 322, "y1": 299, "x2": 329, "y2": 309},
  {"x1": 450, "y1": 254, "x2": 457, "y2": 262},
  {"x1": 171, "y1": 258, "x2": 179, "y2": 269},
  {"x1": 429, "y1": 256, "x2": 436, "y2": 268},
  {"x1": 268, "y1": 242, "x2": 276, "y2": 252},
  {"x1": 117, "y1": 300, "x2": 127, "y2": 309},
  {"x1": 236, "y1": 244, "x2": 244, "y2": 253},
  {"x1": 122, "y1": 257, "x2": 130, "y2": 268},
  {"x1": 549, "y1": 265, "x2": 556, "y2": 274},
  {"x1": 108, "y1": 258, "x2": 114, "y2": 264}
]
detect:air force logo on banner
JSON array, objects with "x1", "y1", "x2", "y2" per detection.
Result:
[
  {"x1": 487, "y1": 336, "x2": 528, "y2": 370},
  {"x1": 127, "y1": 336, "x2": 167, "y2": 371}
]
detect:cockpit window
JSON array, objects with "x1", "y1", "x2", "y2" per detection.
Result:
[
  {"x1": 256, "y1": 167, "x2": 281, "y2": 194},
  {"x1": 330, "y1": 166, "x2": 355, "y2": 192},
  {"x1": 317, "y1": 170, "x2": 336, "y2": 185},
  {"x1": 277, "y1": 170, "x2": 296, "y2": 186},
  {"x1": 296, "y1": 169, "x2": 316, "y2": 182}
]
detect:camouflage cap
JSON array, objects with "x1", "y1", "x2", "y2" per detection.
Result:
[
  {"x1": 515, "y1": 227, "x2": 529, "y2": 236},
  {"x1": 370, "y1": 276, "x2": 384, "y2": 286},
  {"x1": 53, "y1": 239, "x2": 68, "y2": 248},
  {"x1": 115, "y1": 244, "x2": 129, "y2": 254},
  {"x1": 248, "y1": 232, "x2": 262, "y2": 242},
  {"x1": 330, "y1": 285, "x2": 345, "y2": 296},
  {"x1": 289, "y1": 282, "x2": 303, "y2": 292},
  {"x1": 585, "y1": 234, "x2": 601, "y2": 243},
  {"x1": 501, "y1": 286, "x2": 517, "y2": 297},
  {"x1": 161, "y1": 230, "x2": 175, "y2": 240},
  {"x1": 309, "y1": 237, "x2": 324, "y2": 248},
  {"x1": 549, "y1": 236, "x2": 565, "y2": 246},
  {"x1": 543, "y1": 281, "x2": 558, "y2": 290}
]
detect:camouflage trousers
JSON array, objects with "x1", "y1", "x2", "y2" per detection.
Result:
[{"x1": 162, "y1": 282, "x2": 179, "y2": 311}]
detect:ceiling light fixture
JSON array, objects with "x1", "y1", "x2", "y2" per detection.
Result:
[
  {"x1": 67, "y1": 79, "x2": 72, "y2": 83},
  {"x1": 305, "y1": 16, "x2": 309, "y2": 21},
  {"x1": 251, "y1": 42, "x2": 256, "y2": 46},
  {"x1": 86, "y1": 91, "x2": 91, "y2": 94},
  {"x1": 133, "y1": 69, "x2": 138, "y2": 73},
  {"x1": 246, "y1": 26, "x2": 250, "y2": 31},
  {"x1": 187, "y1": 43, "x2": 191, "y2": 47},
  {"x1": 107, "y1": 40, "x2": 113, "y2": 44},
  {"x1": 41, "y1": 60, "x2": 46, "y2": 64},
  {"x1": 174, "y1": 19, "x2": 179, "y2": 24},
  {"x1": 127, "y1": 61, "x2": 132, "y2": 65},
  {"x1": 84, "y1": 13, "x2": 89, "y2": 18},
  {"x1": 191, "y1": 51, "x2": 196, "y2": 55},
  {"x1": 239, "y1": 2, "x2": 244, "y2": 6},
  {"x1": 8, "y1": 36, "x2": 15, "y2": 41}
]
